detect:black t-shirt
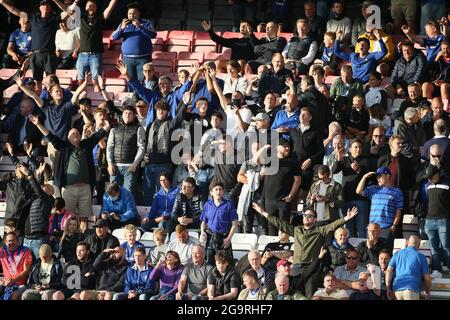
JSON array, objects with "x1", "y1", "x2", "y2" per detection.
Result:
[
  {"x1": 262, "y1": 241, "x2": 293, "y2": 271},
  {"x1": 213, "y1": 152, "x2": 240, "y2": 190},
  {"x1": 29, "y1": 12, "x2": 60, "y2": 51},
  {"x1": 79, "y1": 12, "x2": 105, "y2": 53},
  {"x1": 263, "y1": 157, "x2": 301, "y2": 201}
]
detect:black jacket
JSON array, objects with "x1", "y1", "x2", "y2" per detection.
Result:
[
  {"x1": 297, "y1": 87, "x2": 332, "y2": 138},
  {"x1": 93, "y1": 251, "x2": 128, "y2": 291},
  {"x1": 24, "y1": 176, "x2": 54, "y2": 239},
  {"x1": 377, "y1": 153, "x2": 415, "y2": 191},
  {"x1": 85, "y1": 233, "x2": 120, "y2": 258},
  {"x1": 357, "y1": 238, "x2": 389, "y2": 265},
  {"x1": 258, "y1": 67, "x2": 293, "y2": 101},
  {"x1": 47, "y1": 128, "x2": 107, "y2": 188},
  {"x1": 59, "y1": 232, "x2": 86, "y2": 262},
  {"x1": 28, "y1": 255, "x2": 64, "y2": 290},
  {"x1": 251, "y1": 36, "x2": 287, "y2": 63},
  {"x1": 392, "y1": 50, "x2": 427, "y2": 88},
  {"x1": 331, "y1": 155, "x2": 369, "y2": 201},
  {"x1": 63, "y1": 257, "x2": 96, "y2": 291},
  {"x1": 7, "y1": 111, "x2": 44, "y2": 154},
  {"x1": 393, "y1": 117, "x2": 426, "y2": 161},
  {"x1": 208, "y1": 29, "x2": 257, "y2": 61},
  {"x1": 290, "y1": 126, "x2": 324, "y2": 176}
]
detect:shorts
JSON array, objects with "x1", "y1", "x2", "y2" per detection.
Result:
[
  {"x1": 390, "y1": 0, "x2": 417, "y2": 21},
  {"x1": 30, "y1": 51, "x2": 57, "y2": 81},
  {"x1": 62, "y1": 183, "x2": 93, "y2": 218},
  {"x1": 76, "y1": 52, "x2": 102, "y2": 80}
]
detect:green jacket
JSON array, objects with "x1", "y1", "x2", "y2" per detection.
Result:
[
  {"x1": 238, "y1": 287, "x2": 268, "y2": 300},
  {"x1": 265, "y1": 289, "x2": 308, "y2": 300},
  {"x1": 265, "y1": 216, "x2": 346, "y2": 264},
  {"x1": 330, "y1": 78, "x2": 364, "y2": 102},
  {"x1": 306, "y1": 179, "x2": 344, "y2": 222}
]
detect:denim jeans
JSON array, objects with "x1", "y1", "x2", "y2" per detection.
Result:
[
  {"x1": 24, "y1": 238, "x2": 47, "y2": 261},
  {"x1": 143, "y1": 163, "x2": 172, "y2": 206},
  {"x1": 122, "y1": 55, "x2": 151, "y2": 83},
  {"x1": 343, "y1": 200, "x2": 369, "y2": 238},
  {"x1": 196, "y1": 168, "x2": 215, "y2": 198},
  {"x1": 140, "y1": 219, "x2": 166, "y2": 232},
  {"x1": 76, "y1": 52, "x2": 102, "y2": 79},
  {"x1": 425, "y1": 218, "x2": 450, "y2": 272},
  {"x1": 113, "y1": 292, "x2": 150, "y2": 300},
  {"x1": 110, "y1": 165, "x2": 137, "y2": 194}
]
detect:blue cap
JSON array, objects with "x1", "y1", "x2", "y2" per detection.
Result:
[{"x1": 376, "y1": 166, "x2": 391, "y2": 176}]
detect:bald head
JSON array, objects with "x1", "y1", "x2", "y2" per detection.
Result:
[
  {"x1": 407, "y1": 235, "x2": 421, "y2": 248},
  {"x1": 433, "y1": 119, "x2": 446, "y2": 136}
]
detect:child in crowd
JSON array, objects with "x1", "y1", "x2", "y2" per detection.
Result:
[
  {"x1": 315, "y1": 31, "x2": 339, "y2": 76},
  {"x1": 149, "y1": 228, "x2": 168, "y2": 266},
  {"x1": 120, "y1": 224, "x2": 145, "y2": 264},
  {"x1": 48, "y1": 198, "x2": 74, "y2": 252}
]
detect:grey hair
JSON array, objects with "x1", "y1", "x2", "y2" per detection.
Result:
[{"x1": 404, "y1": 107, "x2": 418, "y2": 120}]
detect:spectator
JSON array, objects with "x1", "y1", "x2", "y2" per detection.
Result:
[
  {"x1": 333, "y1": 248, "x2": 368, "y2": 296},
  {"x1": 52, "y1": 241, "x2": 96, "y2": 300},
  {"x1": 222, "y1": 60, "x2": 248, "y2": 96},
  {"x1": 402, "y1": 20, "x2": 445, "y2": 63},
  {"x1": 120, "y1": 224, "x2": 144, "y2": 264},
  {"x1": 246, "y1": 21, "x2": 287, "y2": 74},
  {"x1": 246, "y1": 250, "x2": 276, "y2": 292},
  {"x1": 325, "y1": 227, "x2": 353, "y2": 270},
  {"x1": 168, "y1": 177, "x2": 204, "y2": 234},
  {"x1": 396, "y1": 83, "x2": 431, "y2": 120},
  {"x1": 390, "y1": 42, "x2": 427, "y2": 98},
  {"x1": 3, "y1": 14, "x2": 31, "y2": 68},
  {"x1": 207, "y1": 251, "x2": 241, "y2": 300},
  {"x1": 351, "y1": 1, "x2": 381, "y2": 46},
  {"x1": 333, "y1": 30, "x2": 387, "y2": 84},
  {"x1": 260, "y1": 230, "x2": 293, "y2": 271},
  {"x1": 348, "y1": 271, "x2": 380, "y2": 300},
  {"x1": 134, "y1": 99, "x2": 149, "y2": 128},
  {"x1": 302, "y1": 0, "x2": 326, "y2": 42},
  {"x1": 330, "y1": 65, "x2": 364, "y2": 102},
  {"x1": 356, "y1": 167, "x2": 403, "y2": 249},
  {"x1": 393, "y1": 107, "x2": 426, "y2": 162},
  {"x1": 149, "y1": 250, "x2": 184, "y2": 300},
  {"x1": 386, "y1": 235, "x2": 432, "y2": 300},
  {"x1": 422, "y1": 98, "x2": 450, "y2": 140},
  {"x1": 176, "y1": 244, "x2": 213, "y2": 300},
  {"x1": 141, "y1": 63, "x2": 158, "y2": 91},
  {"x1": 315, "y1": 31, "x2": 339, "y2": 76},
  {"x1": 325, "y1": 0, "x2": 352, "y2": 48},
  {"x1": 270, "y1": 94, "x2": 300, "y2": 140},
  {"x1": 357, "y1": 223, "x2": 390, "y2": 265},
  {"x1": 0, "y1": 232, "x2": 33, "y2": 300},
  {"x1": 80, "y1": 246, "x2": 128, "y2": 300},
  {"x1": 200, "y1": 181, "x2": 239, "y2": 265},
  {"x1": 365, "y1": 71, "x2": 388, "y2": 109},
  {"x1": 345, "y1": 95, "x2": 370, "y2": 139},
  {"x1": 148, "y1": 228, "x2": 168, "y2": 267},
  {"x1": 312, "y1": 274, "x2": 349, "y2": 300},
  {"x1": 112, "y1": 247, "x2": 155, "y2": 300},
  {"x1": 420, "y1": 0, "x2": 447, "y2": 34},
  {"x1": 422, "y1": 41, "x2": 450, "y2": 104},
  {"x1": 84, "y1": 219, "x2": 120, "y2": 258},
  {"x1": 0, "y1": 0, "x2": 60, "y2": 91},
  {"x1": 265, "y1": 272, "x2": 307, "y2": 300},
  {"x1": 58, "y1": 216, "x2": 85, "y2": 263},
  {"x1": 390, "y1": 0, "x2": 417, "y2": 34},
  {"x1": 54, "y1": 17, "x2": 79, "y2": 69},
  {"x1": 111, "y1": 2, "x2": 156, "y2": 83},
  {"x1": 258, "y1": 54, "x2": 293, "y2": 104},
  {"x1": 167, "y1": 225, "x2": 200, "y2": 266},
  {"x1": 100, "y1": 182, "x2": 140, "y2": 231},
  {"x1": 423, "y1": 119, "x2": 450, "y2": 168},
  {"x1": 423, "y1": 165, "x2": 450, "y2": 278},
  {"x1": 106, "y1": 106, "x2": 145, "y2": 194},
  {"x1": 22, "y1": 244, "x2": 64, "y2": 300},
  {"x1": 141, "y1": 172, "x2": 178, "y2": 232},
  {"x1": 238, "y1": 269, "x2": 267, "y2": 300},
  {"x1": 60, "y1": 0, "x2": 81, "y2": 31}
]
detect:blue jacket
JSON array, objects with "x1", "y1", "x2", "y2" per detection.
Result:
[
  {"x1": 124, "y1": 263, "x2": 155, "y2": 295},
  {"x1": 121, "y1": 241, "x2": 145, "y2": 264},
  {"x1": 101, "y1": 186, "x2": 139, "y2": 222},
  {"x1": 129, "y1": 80, "x2": 192, "y2": 126},
  {"x1": 270, "y1": 108, "x2": 300, "y2": 140},
  {"x1": 333, "y1": 39, "x2": 387, "y2": 83},
  {"x1": 147, "y1": 186, "x2": 180, "y2": 219},
  {"x1": 111, "y1": 19, "x2": 156, "y2": 56}
]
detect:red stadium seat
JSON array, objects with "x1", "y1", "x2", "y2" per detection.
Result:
[
  {"x1": 105, "y1": 78, "x2": 127, "y2": 86},
  {"x1": 168, "y1": 30, "x2": 195, "y2": 42},
  {"x1": 325, "y1": 75, "x2": 339, "y2": 85},
  {"x1": 222, "y1": 32, "x2": 241, "y2": 39},
  {"x1": 152, "y1": 51, "x2": 177, "y2": 61},
  {"x1": 55, "y1": 69, "x2": 78, "y2": 81},
  {"x1": 87, "y1": 91, "x2": 114, "y2": 101},
  {"x1": 154, "y1": 65, "x2": 173, "y2": 75},
  {"x1": 178, "y1": 52, "x2": 204, "y2": 63},
  {"x1": 156, "y1": 30, "x2": 169, "y2": 42},
  {"x1": 103, "y1": 65, "x2": 121, "y2": 78},
  {"x1": 166, "y1": 39, "x2": 192, "y2": 52},
  {"x1": 193, "y1": 45, "x2": 217, "y2": 54},
  {"x1": 253, "y1": 32, "x2": 265, "y2": 39},
  {"x1": 279, "y1": 32, "x2": 293, "y2": 41},
  {"x1": 106, "y1": 85, "x2": 126, "y2": 94},
  {"x1": 0, "y1": 68, "x2": 17, "y2": 79},
  {"x1": 115, "y1": 92, "x2": 134, "y2": 102},
  {"x1": 152, "y1": 38, "x2": 164, "y2": 51},
  {"x1": 4, "y1": 85, "x2": 19, "y2": 98},
  {"x1": 204, "y1": 52, "x2": 230, "y2": 61}
]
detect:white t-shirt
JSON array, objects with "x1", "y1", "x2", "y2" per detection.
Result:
[
  {"x1": 55, "y1": 28, "x2": 80, "y2": 57},
  {"x1": 316, "y1": 181, "x2": 330, "y2": 221},
  {"x1": 225, "y1": 105, "x2": 253, "y2": 140},
  {"x1": 38, "y1": 260, "x2": 53, "y2": 285},
  {"x1": 222, "y1": 75, "x2": 248, "y2": 96}
]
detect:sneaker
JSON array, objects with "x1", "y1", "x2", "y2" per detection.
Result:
[{"x1": 431, "y1": 270, "x2": 443, "y2": 279}]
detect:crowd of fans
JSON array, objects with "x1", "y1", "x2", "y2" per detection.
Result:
[{"x1": 0, "y1": 0, "x2": 449, "y2": 301}]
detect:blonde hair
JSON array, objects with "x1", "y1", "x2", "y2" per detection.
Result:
[
  {"x1": 124, "y1": 224, "x2": 137, "y2": 235},
  {"x1": 154, "y1": 228, "x2": 167, "y2": 243},
  {"x1": 60, "y1": 216, "x2": 80, "y2": 245},
  {"x1": 334, "y1": 227, "x2": 348, "y2": 239},
  {"x1": 39, "y1": 244, "x2": 53, "y2": 260}
]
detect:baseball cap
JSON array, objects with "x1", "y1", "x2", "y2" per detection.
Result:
[
  {"x1": 376, "y1": 166, "x2": 391, "y2": 176},
  {"x1": 23, "y1": 77, "x2": 35, "y2": 85},
  {"x1": 94, "y1": 219, "x2": 109, "y2": 228},
  {"x1": 357, "y1": 37, "x2": 370, "y2": 46},
  {"x1": 278, "y1": 137, "x2": 290, "y2": 146},
  {"x1": 276, "y1": 259, "x2": 291, "y2": 269},
  {"x1": 252, "y1": 112, "x2": 270, "y2": 122}
]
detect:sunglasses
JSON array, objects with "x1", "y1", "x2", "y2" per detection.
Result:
[
  {"x1": 303, "y1": 214, "x2": 316, "y2": 219},
  {"x1": 431, "y1": 154, "x2": 441, "y2": 158},
  {"x1": 346, "y1": 256, "x2": 359, "y2": 260}
]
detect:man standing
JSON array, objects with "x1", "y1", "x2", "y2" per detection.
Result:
[{"x1": 386, "y1": 235, "x2": 432, "y2": 300}]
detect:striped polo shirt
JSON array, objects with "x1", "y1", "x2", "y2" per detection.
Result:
[{"x1": 364, "y1": 185, "x2": 403, "y2": 228}]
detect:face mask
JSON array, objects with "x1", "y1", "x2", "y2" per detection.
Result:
[
  {"x1": 110, "y1": 195, "x2": 119, "y2": 201},
  {"x1": 231, "y1": 99, "x2": 242, "y2": 108}
]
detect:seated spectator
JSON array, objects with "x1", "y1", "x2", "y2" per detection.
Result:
[
  {"x1": 223, "y1": 60, "x2": 248, "y2": 96},
  {"x1": 389, "y1": 42, "x2": 427, "y2": 98},
  {"x1": 326, "y1": 0, "x2": 352, "y2": 48},
  {"x1": 141, "y1": 172, "x2": 179, "y2": 232},
  {"x1": 85, "y1": 219, "x2": 120, "y2": 259},
  {"x1": 270, "y1": 93, "x2": 300, "y2": 140},
  {"x1": 323, "y1": 122, "x2": 350, "y2": 159},
  {"x1": 238, "y1": 269, "x2": 267, "y2": 300},
  {"x1": 402, "y1": 20, "x2": 445, "y2": 63},
  {"x1": 330, "y1": 65, "x2": 364, "y2": 102},
  {"x1": 48, "y1": 197, "x2": 74, "y2": 252},
  {"x1": 309, "y1": 65, "x2": 328, "y2": 92},
  {"x1": 368, "y1": 105, "x2": 392, "y2": 140},
  {"x1": 325, "y1": 227, "x2": 353, "y2": 271},
  {"x1": 315, "y1": 31, "x2": 339, "y2": 76},
  {"x1": 258, "y1": 53, "x2": 293, "y2": 102},
  {"x1": 302, "y1": 0, "x2": 326, "y2": 43},
  {"x1": 22, "y1": 244, "x2": 64, "y2": 300},
  {"x1": 120, "y1": 224, "x2": 144, "y2": 264},
  {"x1": 349, "y1": 271, "x2": 380, "y2": 300},
  {"x1": 357, "y1": 223, "x2": 390, "y2": 265},
  {"x1": 422, "y1": 41, "x2": 450, "y2": 106},
  {"x1": 394, "y1": 82, "x2": 431, "y2": 120},
  {"x1": 345, "y1": 95, "x2": 370, "y2": 139},
  {"x1": 333, "y1": 248, "x2": 368, "y2": 296},
  {"x1": 55, "y1": 17, "x2": 80, "y2": 69},
  {"x1": 167, "y1": 225, "x2": 200, "y2": 266},
  {"x1": 100, "y1": 182, "x2": 140, "y2": 230},
  {"x1": 148, "y1": 228, "x2": 168, "y2": 266},
  {"x1": 365, "y1": 71, "x2": 388, "y2": 109},
  {"x1": 141, "y1": 63, "x2": 158, "y2": 91},
  {"x1": 113, "y1": 247, "x2": 155, "y2": 300},
  {"x1": 176, "y1": 244, "x2": 213, "y2": 301},
  {"x1": 58, "y1": 216, "x2": 85, "y2": 263},
  {"x1": 149, "y1": 250, "x2": 184, "y2": 300},
  {"x1": 246, "y1": 250, "x2": 276, "y2": 292},
  {"x1": 52, "y1": 241, "x2": 96, "y2": 300},
  {"x1": 2, "y1": 15, "x2": 31, "y2": 68},
  {"x1": 246, "y1": 21, "x2": 287, "y2": 74},
  {"x1": 312, "y1": 274, "x2": 349, "y2": 300},
  {"x1": 334, "y1": 30, "x2": 387, "y2": 84},
  {"x1": 207, "y1": 251, "x2": 240, "y2": 300},
  {"x1": 80, "y1": 247, "x2": 128, "y2": 300},
  {"x1": 261, "y1": 230, "x2": 293, "y2": 271},
  {"x1": 0, "y1": 232, "x2": 33, "y2": 300},
  {"x1": 282, "y1": 19, "x2": 318, "y2": 75},
  {"x1": 265, "y1": 272, "x2": 307, "y2": 300}
]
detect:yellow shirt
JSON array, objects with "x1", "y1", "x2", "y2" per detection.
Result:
[{"x1": 355, "y1": 31, "x2": 395, "y2": 63}]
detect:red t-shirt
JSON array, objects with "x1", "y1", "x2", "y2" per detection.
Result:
[{"x1": 0, "y1": 246, "x2": 33, "y2": 286}]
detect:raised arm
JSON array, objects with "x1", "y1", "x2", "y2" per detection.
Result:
[
  {"x1": 52, "y1": 0, "x2": 69, "y2": 13},
  {"x1": 103, "y1": 0, "x2": 118, "y2": 20},
  {"x1": 401, "y1": 25, "x2": 424, "y2": 46},
  {"x1": 333, "y1": 31, "x2": 352, "y2": 61},
  {"x1": 0, "y1": 0, "x2": 25, "y2": 17},
  {"x1": 15, "y1": 75, "x2": 44, "y2": 108},
  {"x1": 71, "y1": 73, "x2": 90, "y2": 105},
  {"x1": 97, "y1": 75, "x2": 112, "y2": 101},
  {"x1": 208, "y1": 67, "x2": 227, "y2": 111},
  {"x1": 29, "y1": 114, "x2": 50, "y2": 136},
  {"x1": 356, "y1": 172, "x2": 375, "y2": 195}
]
